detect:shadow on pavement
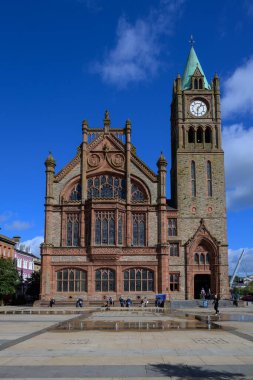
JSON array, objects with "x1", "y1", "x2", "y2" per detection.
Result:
[{"x1": 148, "y1": 363, "x2": 245, "y2": 379}]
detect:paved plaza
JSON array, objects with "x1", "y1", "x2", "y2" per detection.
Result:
[{"x1": 0, "y1": 305, "x2": 253, "y2": 379}]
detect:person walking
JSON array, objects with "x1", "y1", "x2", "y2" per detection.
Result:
[{"x1": 213, "y1": 294, "x2": 220, "y2": 315}]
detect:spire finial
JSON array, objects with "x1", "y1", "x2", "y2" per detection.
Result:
[{"x1": 189, "y1": 35, "x2": 195, "y2": 47}]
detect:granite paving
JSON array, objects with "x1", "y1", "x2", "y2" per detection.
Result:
[{"x1": 0, "y1": 305, "x2": 252, "y2": 379}]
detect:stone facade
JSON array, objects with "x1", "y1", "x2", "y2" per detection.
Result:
[{"x1": 40, "y1": 48, "x2": 229, "y2": 302}]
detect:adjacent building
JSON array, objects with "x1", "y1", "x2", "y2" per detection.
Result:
[
  {"x1": 0, "y1": 234, "x2": 16, "y2": 260},
  {"x1": 41, "y1": 47, "x2": 229, "y2": 301}
]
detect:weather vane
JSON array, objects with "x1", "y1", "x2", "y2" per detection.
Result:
[{"x1": 189, "y1": 35, "x2": 195, "y2": 47}]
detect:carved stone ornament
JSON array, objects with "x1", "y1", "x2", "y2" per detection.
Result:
[
  {"x1": 111, "y1": 153, "x2": 125, "y2": 168},
  {"x1": 88, "y1": 153, "x2": 100, "y2": 168}
]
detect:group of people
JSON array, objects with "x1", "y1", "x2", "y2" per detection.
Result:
[{"x1": 119, "y1": 296, "x2": 132, "y2": 307}]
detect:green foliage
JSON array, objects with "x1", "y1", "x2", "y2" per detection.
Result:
[
  {"x1": 0, "y1": 258, "x2": 20, "y2": 303},
  {"x1": 25, "y1": 271, "x2": 40, "y2": 299},
  {"x1": 233, "y1": 281, "x2": 253, "y2": 296},
  {"x1": 243, "y1": 280, "x2": 253, "y2": 295}
]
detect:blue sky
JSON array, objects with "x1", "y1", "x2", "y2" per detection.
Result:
[{"x1": 0, "y1": 0, "x2": 253, "y2": 276}]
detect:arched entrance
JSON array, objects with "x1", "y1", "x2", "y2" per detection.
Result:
[{"x1": 194, "y1": 274, "x2": 211, "y2": 299}]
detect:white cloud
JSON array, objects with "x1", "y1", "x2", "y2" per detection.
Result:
[
  {"x1": 93, "y1": 0, "x2": 183, "y2": 87},
  {"x1": 228, "y1": 248, "x2": 253, "y2": 277},
  {"x1": 222, "y1": 57, "x2": 253, "y2": 118},
  {"x1": 22, "y1": 236, "x2": 44, "y2": 257},
  {"x1": 222, "y1": 123, "x2": 253, "y2": 210},
  {"x1": 4, "y1": 220, "x2": 33, "y2": 231}
]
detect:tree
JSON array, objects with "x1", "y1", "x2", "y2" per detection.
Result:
[
  {"x1": 0, "y1": 258, "x2": 20, "y2": 305},
  {"x1": 25, "y1": 271, "x2": 41, "y2": 300}
]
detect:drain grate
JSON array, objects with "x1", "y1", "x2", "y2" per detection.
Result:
[{"x1": 192, "y1": 337, "x2": 229, "y2": 344}]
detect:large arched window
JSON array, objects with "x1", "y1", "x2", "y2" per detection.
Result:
[
  {"x1": 69, "y1": 183, "x2": 81, "y2": 201},
  {"x1": 87, "y1": 175, "x2": 126, "y2": 200},
  {"x1": 191, "y1": 161, "x2": 196, "y2": 197},
  {"x1": 67, "y1": 214, "x2": 79, "y2": 246},
  {"x1": 95, "y1": 269, "x2": 115, "y2": 292},
  {"x1": 123, "y1": 268, "x2": 154, "y2": 291},
  {"x1": 132, "y1": 214, "x2": 145, "y2": 246},
  {"x1": 57, "y1": 269, "x2": 87, "y2": 292}
]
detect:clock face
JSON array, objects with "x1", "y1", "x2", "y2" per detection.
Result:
[{"x1": 190, "y1": 100, "x2": 207, "y2": 117}]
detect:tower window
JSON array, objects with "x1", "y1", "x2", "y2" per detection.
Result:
[
  {"x1": 205, "y1": 127, "x2": 212, "y2": 143},
  {"x1": 199, "y1": 78, "x2": 203, "y2": 89},
  {"x1": 207, "y1": 161, "x2": 212, "y2": 197},
  {"x1": 191, "y1": 161, "x2": 196, "y2": 197},
  {"x1": 188, "y1": 127, "x2": 195, "y2": 143},
  {"x1": 194, "y1": 253, "x2": 199, "y2": 264},
  {"x1": 197, "y1": 127, "x2": 203, "y2": 143}
]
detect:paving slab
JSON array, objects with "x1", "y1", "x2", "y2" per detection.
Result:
[{"x1": 0, "y1": 306, "x2": 253, "y2": 379}]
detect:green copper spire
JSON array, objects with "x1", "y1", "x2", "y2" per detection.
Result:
[{"x1": 182, "y1": 46, "x2": 210, "y2": 90}]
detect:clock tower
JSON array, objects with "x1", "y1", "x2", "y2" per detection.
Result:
[{"x1": 170, "y1": 46, "x2": 229, "y2": 299}]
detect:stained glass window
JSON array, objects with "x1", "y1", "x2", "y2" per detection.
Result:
[
  {"x1": 95, "y1": 212, "x2": 115, "y2": 245},
  {"x1": 118, "y1": 214, "x2": 123, "y2": 245},
  {"x1": 95, "y1": 269, "x2": 115, "y2": 292},
  {"x1": 131, "y1": 184, "x2": 146, "y2": 202},
  {"x1": 87, "y1": 175, "x2": 126, "y2": 200},
  {"x1": 69, "y1": 183, "x2": 81, "y2": 201},
  {"x1": 57, "y1": 269, "x2": 87, "y2": 292},
  {"x1": 132, "y1": 214, "x2": 145, "y2": 246},
  {"x1": 66, "y1": 214, "x2": 79, "y2": 246},
  {"x1": 123, "y1": 268, "x2": 154, "y2": 292}
]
